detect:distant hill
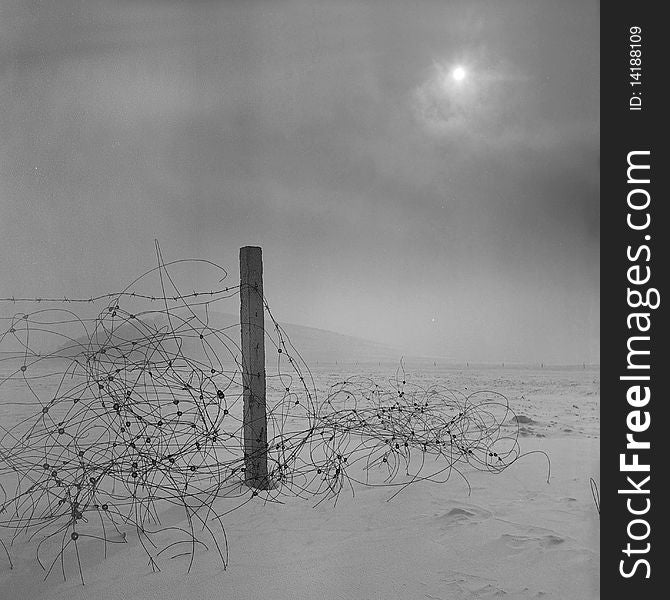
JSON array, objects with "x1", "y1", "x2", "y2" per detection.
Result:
[
  {"x1": 249, "y1": 316, "x2": 403, "y2": 364},
  {"x1": 50, "y1": 310, "x2": 403, "y2": 366}
]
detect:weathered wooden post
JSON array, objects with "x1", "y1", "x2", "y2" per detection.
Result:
[{"x1": 240, "y1": 246, "x2": 269, "y2": 489}]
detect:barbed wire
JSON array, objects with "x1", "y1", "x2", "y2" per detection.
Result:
[
  {"x1": 0, "y1": 244, "x2": 547, "y2": 583},
  {"x1": 589, "y1": 477, "x2": 600, "y2": 516}
]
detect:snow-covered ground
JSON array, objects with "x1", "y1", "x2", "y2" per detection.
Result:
[{"x1": 0, "y1": 364, "x2": 599, "y2": 600}]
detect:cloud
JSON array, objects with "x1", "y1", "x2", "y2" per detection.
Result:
[
  {"x1": 0, "y1": 0, "x2": 600, "y2": 363},
  {"x1": 412, "y1": 52, "x2": 597, "y2": 156}
]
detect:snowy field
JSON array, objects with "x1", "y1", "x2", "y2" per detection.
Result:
[{"x1": 0, "y1": 363, "x2": 599, "y2": 600}]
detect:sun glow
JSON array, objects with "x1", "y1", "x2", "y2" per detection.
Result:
[{"x1": 452, "y1": 66, "x2": 467, "y2": 82}]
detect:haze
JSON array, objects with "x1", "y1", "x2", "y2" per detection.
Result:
[{"x1": 0, "y1": 0, "x2": 599, "y2": 364}]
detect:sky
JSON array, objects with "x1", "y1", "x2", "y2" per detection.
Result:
[{"x1": 0, "y1": 0, "x2": 599, "y2": 364}]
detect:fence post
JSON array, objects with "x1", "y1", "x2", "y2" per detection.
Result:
[{"x1": 240, "y1": 246, "x2": 269, "y2": 489}]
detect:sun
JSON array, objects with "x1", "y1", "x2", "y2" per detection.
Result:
[{"x1": 452, "y1": 66, "x2": 467, "y2": 82}]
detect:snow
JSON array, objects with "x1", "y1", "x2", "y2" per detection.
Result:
[{"x1": 0, "y1": 364, "x2": 599, "y2": 600}]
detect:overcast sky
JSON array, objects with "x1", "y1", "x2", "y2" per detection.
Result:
[{"x1": 1, "y1": 0, "x2": 599, "y2": 364}]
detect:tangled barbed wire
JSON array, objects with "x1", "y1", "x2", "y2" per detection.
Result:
[{"x1": 0, "y1": 245, "x2": 545, "y2": 583}]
